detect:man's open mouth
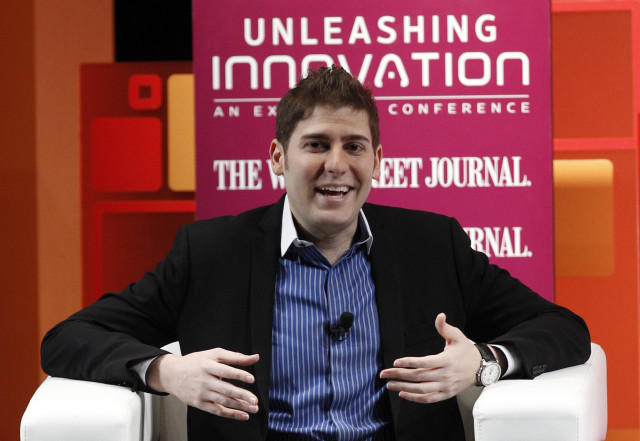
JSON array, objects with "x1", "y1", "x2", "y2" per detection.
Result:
[{"x1": 316, "y1": 185, "x2": 350, "y2": 198}]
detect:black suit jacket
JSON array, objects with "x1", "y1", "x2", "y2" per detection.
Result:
[{"x1": 42, "y1": 197, "x2": 591, "y2": 441}]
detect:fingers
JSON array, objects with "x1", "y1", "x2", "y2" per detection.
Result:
[
  {"x1": 382, "y1": 367, "x2": 462, "y2": 404},
  {"x1": 434, "y1": 313, "x2": 464, "y2": 344},
  {"x1": 213, "y1": 348, "x2": 260, "y2": 367},
  {"x1": 156, "y1": 348, "x2": 262, "y2": 420},
  {"x1": 205, "y1": 375, "x2": 259, "y2": 408},
  {"x1": 381, "y1": 366, "x2": 441, "y2": 382},
  {"x1": 200, "y1": 349, "x2": 260, "y2": 414},
  {"x1": 396, "y1": 390, "x2": 450, "y2": 404},
  {"x1": 200, "y1": 400, "x2": 255, "y2": 421},
  {"x1": 191, "y1": 377, "x2": 258, "y2": 421},
  {"x1": 379, "y1": 313, "x2": 477, "y2": 405},
  {"x1": 388, "y1": 354, "x2": 442, "y2": 369},
  {"x1": 435, "y1": 312, "x2": 447, "y2": 334},
  {"x1": 204, "y1": 358, "x2": 257, "y2": 384},
  {"x1": 387, "y1": 378, "x2": 440, "y2": 396},
  {"x1": 199, "y1": 384, "x2": 259, "y2": 420},
  {"x1": 384, "y1": 374, "x2": 455, "y2": 404}
]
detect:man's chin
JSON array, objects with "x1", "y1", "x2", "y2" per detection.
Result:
[{"x1": 311, "y1": 210, "x2": 359, "y2": 231}]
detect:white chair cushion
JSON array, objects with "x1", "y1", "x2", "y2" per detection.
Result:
[
  {"x1": 473, "y1": 343, "x2": 607, "y2": 441},
  {"x1": 21, "y1": 377, "x2": 143, "y2": 441}
]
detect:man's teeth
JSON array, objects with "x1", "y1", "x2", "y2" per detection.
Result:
[
  {"x1": 318, "y1": 186, "x2": 349, "y2": 196},
  {"x1": 319, "y1": 186, "x2": 349, "y2": 192}
]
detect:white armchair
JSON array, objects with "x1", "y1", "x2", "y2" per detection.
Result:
[{"x1": 21, "y1": 343, "x2": 607, "y2": 441}]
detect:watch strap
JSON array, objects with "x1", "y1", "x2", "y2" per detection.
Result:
[{"x1": 475, "y1": 343, "x2": 497, "y2": 363}]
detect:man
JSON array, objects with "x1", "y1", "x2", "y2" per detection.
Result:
[{"x1": 42, "y1": 66, "x2": 590, "y2": 441}]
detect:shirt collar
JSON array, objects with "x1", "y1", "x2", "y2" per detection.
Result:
[{"x1": 280, "y1": 195, "x2": 374, "y2": 257}]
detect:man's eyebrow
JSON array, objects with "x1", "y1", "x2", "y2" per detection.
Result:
[
  {"x1": 301, "y1": 133, "x2": 331, "y2": 141},
  {"x1": 342, "y1": 134, "x2": 371, "y2": 143},
  {"x1": 300, "y1": 133, "x2": 371, "y2": 143}
]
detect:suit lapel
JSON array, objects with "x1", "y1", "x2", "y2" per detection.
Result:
[
  {"x1": 249, "y1": 198, "x2": 283, "y2": 419},
  {"x1": 365, "y1": 205, "x2": 406, "y2": 366},
  {"x1": 365, "y1": 205, "x2": 406, "y2": 428}
]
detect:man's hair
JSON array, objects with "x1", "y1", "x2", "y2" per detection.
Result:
[{"x1": 275, "y1": 65, "x2": 380, "y2": 149}]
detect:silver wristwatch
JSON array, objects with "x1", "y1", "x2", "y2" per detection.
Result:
[{"x1": 475, "y1": 343, "x2": 501, "y2": 387}]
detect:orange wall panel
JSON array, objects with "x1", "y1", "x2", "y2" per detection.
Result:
[
  {"x1": 554, "y1": 143, "x2": 639, "y2": 430},
  {"x1": 553, "y1": 159, "x2": 614, "y2": 277},
  {"x1": 552, "y1": 9, "x2": 634, "y2": 138},
  {"x1": 552, "y1": 1, "x2": 640, "y2": 435},
  {"x1": 0, "y1": 2, "x2": 39, "y2": 440}
]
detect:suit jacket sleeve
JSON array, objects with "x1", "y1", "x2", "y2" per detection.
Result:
[
  {"x1": 448, "y1": 217, "x2": 591, "y2": 378},
  {"x1": 41, "y1": 224, "x2": 192, "y2": 393}
]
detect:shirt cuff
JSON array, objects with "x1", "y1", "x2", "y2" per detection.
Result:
[
  {"x1": 130, "y1": 356, "x2": 159, "y2": 385},
  {"x1": 489, "y1": 343, "x2": 518, "y2": 377}
]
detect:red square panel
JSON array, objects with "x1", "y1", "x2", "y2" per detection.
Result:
[
  {"x1": 99, "y1": 210, "x2": 193, "y2": 299},
  {"x1": 128, "y1": 74, "x2": 163, "y2": 110},
  {"x1": 90, "y1": 117, "x2": 162, "y2": 192},
  {"x1": 89, "y1": 201, "x2": 195, "y2": 304}
]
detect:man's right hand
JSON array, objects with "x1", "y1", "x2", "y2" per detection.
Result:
[{"x1": 147, "y1": 348, "x2": 260, "y2": 420}]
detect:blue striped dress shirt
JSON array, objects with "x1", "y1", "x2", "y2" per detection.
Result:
[{"x1": 268, "y1": 197, "x2": 391, "y2": 440}]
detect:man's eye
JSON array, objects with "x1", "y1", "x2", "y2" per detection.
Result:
[
  {"x1": 347, "y1": 143, "x2": 363, "y2": 152},
  {"x1": 306, "y1": 142, "x2": 327, "y2": 150}
]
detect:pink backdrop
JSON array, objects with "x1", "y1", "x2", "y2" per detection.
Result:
[{"x1": 193, "y1": 0, "x2": 554, "y2": 300}]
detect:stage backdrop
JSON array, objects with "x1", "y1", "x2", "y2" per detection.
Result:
[{"x1": 193, "y1": 0, "x2": 554, "y2": 300}]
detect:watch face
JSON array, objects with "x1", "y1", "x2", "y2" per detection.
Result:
[{"x1": 481, "y1": 363, "x2": 501, "y2": 386}]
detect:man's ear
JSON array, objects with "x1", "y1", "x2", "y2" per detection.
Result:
[
  {"x1": 372, "y1": 145, "x2": 383, "y2": 180},
  {"x1": 269, "y1": 139, "x2": 285, "y2": 176}
]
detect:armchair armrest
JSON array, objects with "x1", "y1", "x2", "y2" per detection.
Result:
[
  {"x1": 473, "y1": 342, "x2": 607, "y2": 441},
  {"x1": 20, "y1": 377, "x2": 144, "y2": 441},
  {"x1": 22, "y1": 342, "x2": 184, "y2": 441}
]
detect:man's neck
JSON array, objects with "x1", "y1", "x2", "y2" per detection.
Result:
[{"x1": 295, "y1": 221, "x2": 358, "y2": 266}]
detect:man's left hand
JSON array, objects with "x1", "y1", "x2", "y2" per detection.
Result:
[{"x1": 380, "y1": 313, "x2": 481, "y2": 404}]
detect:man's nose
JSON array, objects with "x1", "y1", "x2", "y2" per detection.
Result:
[{"x1": 325, "y1": 146, "x2": 348, "y2": 174}]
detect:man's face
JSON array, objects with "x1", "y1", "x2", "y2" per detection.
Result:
[{"x1": 270, "y1": 105, "x2": 382, "y2": 239}]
